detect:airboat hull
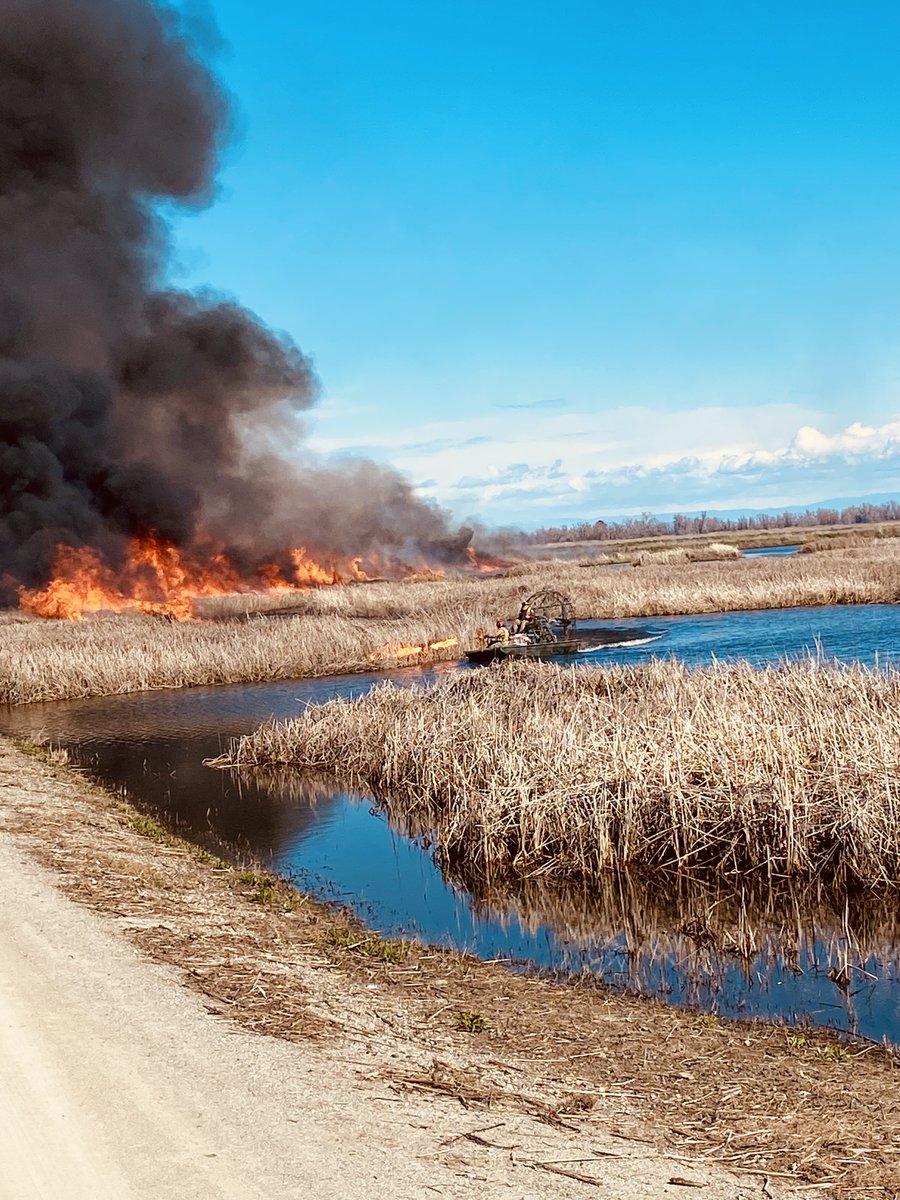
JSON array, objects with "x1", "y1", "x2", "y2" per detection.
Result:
[{"x1": 464, "y1": 639, "x2": 583, "y2": 664}]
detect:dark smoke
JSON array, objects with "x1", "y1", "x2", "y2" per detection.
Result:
[{"x1": 0, "y1": 0, "x2": 472, "y2": 601}]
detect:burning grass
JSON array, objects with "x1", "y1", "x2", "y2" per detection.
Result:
[
  {"x1": 212, "y1": 657, "x2": 900, "y2": 890},
  {"x1": 196, "y1": 533, "x2": 900, "y2": 627},
  {"x1": 5, "y1": 535, "x2": 900, "y2": 705},
  {"x1": 16, "y1": 532, "x2": 444, "y2": 621}
]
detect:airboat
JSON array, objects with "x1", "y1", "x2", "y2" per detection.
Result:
[{"x1": 464, "y1": 589, "x2": 582, "y2": 664}]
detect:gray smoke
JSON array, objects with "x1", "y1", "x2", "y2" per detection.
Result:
[{"x1": 0, "y1": 0, "x2": 471, "y2": 601}]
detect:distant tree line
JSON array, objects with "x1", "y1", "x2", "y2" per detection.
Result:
[{"x1": 524, "y1": 501, "x2": 900, "y2": 544}]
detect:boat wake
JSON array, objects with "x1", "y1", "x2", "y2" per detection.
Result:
[{"x1": 578, "y1": 634, "x2": 664, "y2": 653}]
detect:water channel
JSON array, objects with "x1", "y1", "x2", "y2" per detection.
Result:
[
  {"x1": 741, "y1": 544, "x2": 800, "y2": 557},
  {"x1": 3, "y1": 602, "x2": 900, "y2": 1043}
]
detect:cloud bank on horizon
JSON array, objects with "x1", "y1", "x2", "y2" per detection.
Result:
[{"x1": 310, "y1": 403, "x2": 900, "y2": 526}]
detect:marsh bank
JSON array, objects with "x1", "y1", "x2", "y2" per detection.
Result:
[
  {"x1": 0, "y1": 736, "x2": 896, "y2": 1199},
  {"x1": 6, "y1": 604, "x2": 900, "y2": 1044}
]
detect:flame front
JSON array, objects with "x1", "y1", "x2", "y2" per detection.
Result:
[
  {"x1": 17, "y1": 532, "x2": 504, "y2": 621},
  {"x1": 18, "y1": 535, "x2": 382, "y2": 620},
  {"x1": 367, "y1": 637, "x2": 459, "y2": 663}
]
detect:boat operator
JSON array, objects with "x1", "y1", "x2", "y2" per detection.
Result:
[
  {"x1": 512, "y1": 600, "x2": 535, "y2": 633},
  {"x1": 488, "y1": 620, "x2": 510, "y2": 646}
]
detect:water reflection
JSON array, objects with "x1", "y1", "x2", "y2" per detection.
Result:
[
  {"x1": 455, "y1": 864, "x2": 900, "y2": 1041},
  {"x1": 3, "y1": 603, "x2": 900, "y2": 1041},
  {"x1": 0, "y1": 665, "x2": 453, "y2": 859},
  {"x1": 238, "y1": 761, "x2": 900, "y2": 1043}
]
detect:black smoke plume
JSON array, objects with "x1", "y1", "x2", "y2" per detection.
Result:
[{"x1": 0, "y1": 0, "x2": 473, "y2": 602}]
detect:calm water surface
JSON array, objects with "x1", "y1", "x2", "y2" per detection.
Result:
[
  {"x1": 4, "y1": 603, "x2": 900, "y2": 1042},
  {"x1": 741, "y1": 544, "x2": 800, "y2": 557}
]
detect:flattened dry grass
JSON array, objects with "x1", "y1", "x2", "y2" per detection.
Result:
[{"x1": 214, "y1": 658, "x2": 900, "y2": 889}]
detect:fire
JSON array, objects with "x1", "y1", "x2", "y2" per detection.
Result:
[
  {"x1": 19, "y1": 545, "x2": 137, "y2": 622},
  {"x1": 465, "y1": 546, "x2": 512, "y2": 573},
  {"x1": 367, "y1": 637, "x2": 459, "y2": 663},
  {"x1": 18, "y1": 534, "x2": 383, "y2": 621},
  {"x1": 263, "y1": 548, "x2": 338, "y2": 589},
  {"x1": 20, "y1": 538, "x2": 233, "y2": 621},
  {"x1": 17, "y1": 531, "x2": 508, "y2": 622}
]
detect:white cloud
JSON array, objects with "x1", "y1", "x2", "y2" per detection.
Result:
[
  {"x1": 307, "y1": 401, "x2": 900, "y2": 523},
  {"x1": 790, "y1": 419, "x2": 900, "y2": 458}
]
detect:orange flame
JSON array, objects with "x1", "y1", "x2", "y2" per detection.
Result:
[
  {"x1": 17, "y1": 531, "x2": 505, "y2": 621},
  {"x1": 367, "y1": 636, "x2": 459, "y2": 663},
  {"x1": 20, "y1": 538, "x2": 233, "y2": 621},
  {"x1": 18, "y1": 534, "x2": 380, "y2": 621},
  {"x1": 465, "y1": 546, "x2": 512, "y2": 573}
]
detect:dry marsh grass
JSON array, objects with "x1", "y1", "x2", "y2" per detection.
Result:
[
  {"x1": 3, "y1": 536, "x2": 900, "y2": 703},
  {"x1": 204, "y1": 757, "x2": 900, "y2": 1022},
  {"x1": 197, "y1": 536, "x2": 900, "y2": 624},
  {"x1": 797, "y1": 532, "x2": 874, "y2": 553},
  {"x1": 532, "y1": 517, "x2": 900, "y2": 558},
  {"x1": 630, "y1": 541, "x2": 741, "y2": 566},
  {"x1": 214, "y1": 658, "x2": 900, "y2": 890},
  {"x1": 0, "y1": 610, "x2": 466, "y2": 705}
]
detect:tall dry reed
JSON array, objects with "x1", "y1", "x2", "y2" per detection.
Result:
[{"x1": 213, "y1": 658, "x2": 900, "y2": 889}]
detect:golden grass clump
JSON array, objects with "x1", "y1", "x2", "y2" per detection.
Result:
[
  {"x1": 213, "y1": 658, "x2": 900, "y2": 890},
  {"x1": 631, "y1": 541, "x2": 741, "y2": 566}
]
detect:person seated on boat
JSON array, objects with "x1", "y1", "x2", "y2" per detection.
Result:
[
  {"x1": 512, "y1": 600, "x2": 535, "y2": 633},
  {"x1": 488, "y1": 619, "x2": 510, "y2": 646}
]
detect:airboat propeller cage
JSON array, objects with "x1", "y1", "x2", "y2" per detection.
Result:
[{"x1": 523, "y1": 589, "x2": 577, "y2": 634}]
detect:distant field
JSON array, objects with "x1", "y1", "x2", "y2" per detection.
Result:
[{"x1": 525, "y1": 518, "x2": 900, "y2": 560}]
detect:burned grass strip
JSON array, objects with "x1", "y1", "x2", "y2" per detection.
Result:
[{"x1": 1, "y1": 738, "x2": 900, "y2": 1197}]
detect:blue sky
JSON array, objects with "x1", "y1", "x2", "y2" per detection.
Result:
[{"x1": 171, "y1": 1, "x2": 900, "y2": 527}]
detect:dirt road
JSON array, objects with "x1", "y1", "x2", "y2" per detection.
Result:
[{"x1": 0, "y1": 834, "x2": 768, "y2": 1200}]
